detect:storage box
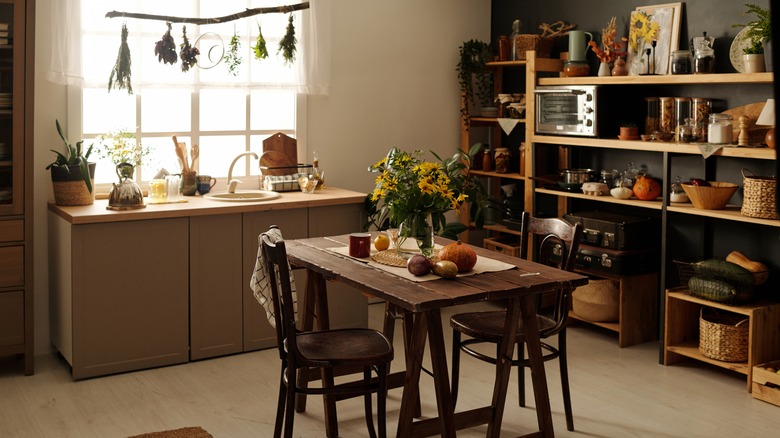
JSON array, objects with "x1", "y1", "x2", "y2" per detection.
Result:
[
  {"x1": 753, "y1": 360, "x2": 780, "y2": 407},
  {"x1": 564, "y1": 211, "x2": 658, "y2": 250},
  {"x1": 483, "y1": 235, "x2": 523, "y2": 258}
]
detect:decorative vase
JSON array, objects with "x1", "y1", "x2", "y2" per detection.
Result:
[
  {"x1": 598, "y1": 62, "x2": 611, "y2": 77},
  {"x1": 612, "y1": 57, "x2": 628, "y2": 76},
  {"x1": 399, "y1": 212, "x2": 435, "y2": 257}
]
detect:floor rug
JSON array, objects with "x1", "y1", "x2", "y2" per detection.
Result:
[{"x1": 128, "y1": 426, "x2": 213, "y2": 438}]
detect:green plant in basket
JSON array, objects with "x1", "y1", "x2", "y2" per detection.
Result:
[{"x1": 46, "y1": 119, "x2": 95, "y2": 193}]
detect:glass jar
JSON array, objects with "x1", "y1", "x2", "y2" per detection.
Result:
[
  {"x1": 674, "y1": 97, "x2": 691, "y2": 130},
  {"x1": 494, "y1": 147, "x2": 510, "y2": 173},
  {"x1": 677, "y1": 118, "x2": 695, "y2": 143},
  {"x1": 691, "y1": 97, "x2": 712, "y2": 142},
  {"x1": 670, "y1": 176, "x2": 689, "y2": 203},
  {"x1": 670, "y1": 50, "x2": 692, "y2": 74},
  {"x1": 708, "y1": 113, "x2": 733, "y2": 144},
  {"x1": 599, "y1": 169, "x2": 618, "y2": 188},
  {"x1": 659, "y1": 97, "x2": 676, "y2": 136},
  {"x1": 645, "y1": 97, "x2": 660, "y2": 135},
  {"x1": 498, "y1": 35, "x2": 510, "y2": 62},
  {"x1": 693, "y1": 46, "x2": 715, "y2": 74}
]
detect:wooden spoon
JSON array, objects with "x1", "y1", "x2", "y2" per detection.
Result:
[{"x1": 190, "y1": 144, "x2": 199, "y2": 170}]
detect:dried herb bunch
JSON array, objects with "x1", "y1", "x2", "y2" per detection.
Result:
[
  {"x1": 278, "y1": 14, "x2": 297, "y2": 65},
  {"x1": 155, "y1": 22, "x2": 178, "y2": 65},
  {"x1": 179, "y1": 25, "x2": 200, "y2": 72},
  {"x1": 108, "y1": 22, "x2": 132, "y2": 94},
  {"x1": 588, "y1": 16, "x2": 626, "y2": 64},
  {"x1": 253, "y1": 23, "x2": 269, "y2": 60},
  {"x1": 225, "y1": 26, "x2": 242, "y2": 76}
]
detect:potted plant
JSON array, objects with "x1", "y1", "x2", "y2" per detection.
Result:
[
  {"x1": 618, "y1": 122, "x2": 639, "y2": 140},
  {"x1": 457, "y1": 40, "x2": 493, "y2": 127},
  {"x1": 46, "y1": 119, "x2": 96, "y2": 206},
  {"x1": 733, "y1": 3, "x2": 772, "y2": 72}
]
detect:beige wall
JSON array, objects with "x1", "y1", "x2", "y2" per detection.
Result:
[{"x1": 31, "y1": 0, "x2": 490, "y2": 354}]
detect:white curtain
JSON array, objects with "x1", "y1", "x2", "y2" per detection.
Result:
[{"x1": 47, "y1": 0, "x2": 331, "y2": 95}]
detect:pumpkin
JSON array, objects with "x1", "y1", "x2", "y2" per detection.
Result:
[
  {"x1": 726, "y1": 250, "x2": 769, "y2": 285},
  {"x1": 633, "y1": 175, "x2": 661, "y2": 200},
  {"x1": 438, "y1": 241, "x2": 478, "y2": 272}
]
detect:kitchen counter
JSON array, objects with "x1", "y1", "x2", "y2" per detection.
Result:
[
  {"x1": 48, "y1": 186, "x2": 370, "y2": 379},
  {"x1": 48, "y1": 186, "x2": 367, "y2": 224}
]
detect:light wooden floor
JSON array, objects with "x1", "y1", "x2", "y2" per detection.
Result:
[{"x1": 1, "y1": 302, "x2": 778, "y2": 438}]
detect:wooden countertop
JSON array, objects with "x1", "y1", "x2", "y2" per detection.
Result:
[{"x1": 48, "y1": 187, "x2": 367, "y2": 225}]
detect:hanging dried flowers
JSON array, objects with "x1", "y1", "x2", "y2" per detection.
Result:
[
  {"x1": 253, "y1": 23, "x2": 269, "y2": 60},
  {"x1": 154, "y1": 22, "x2": 178, "y2": 65},
  {"x1": 224, "y1": 26, "x2": 242, "y2": 76},
  {"x1": 179, "y1": 25, "x2": 200, "y2": 72},
  {"x1": 278, "y1": 14, "x2": 297, "y2": 65},
  {"x1": 108, "y1": 22, "x2": 133, "y2": 94}
]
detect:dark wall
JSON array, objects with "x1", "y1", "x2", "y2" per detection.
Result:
[{"x1": 490, "y1": 0, "x2": 779, "y2": 286}]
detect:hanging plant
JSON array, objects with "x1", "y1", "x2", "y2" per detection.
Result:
[
  {"x1": 108, "y1": 22, "x2": 132, "y2": 94},
  {"x1": 224, "y1": 26, "x2": 242, "y2": 76},
  {"x1": 179, "y1": 25, "x2": 200, "y2": 72},
  {"x1": 278, "y1": 14, "x2": 297, "y2": 65},
  {"x1": 253, "y1": 22, "x2": 269, "y2": 60},
  {"x1": 154, "y1": 22, "x2": 178, "y2": 65}
]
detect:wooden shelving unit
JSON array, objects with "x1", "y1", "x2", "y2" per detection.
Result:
[{"x1": 664, "y1": 289, "x2": 780, "y2": 392}]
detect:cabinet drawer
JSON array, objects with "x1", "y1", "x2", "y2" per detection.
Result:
[
  {"x1": 0, "y1": 220, "x2": 23, "y2": 243},
  {"x1": 0, "y1": 246, "x2": 24, "y2": 287},
  {"x1": 0, "y1": 290, "x2": 24, "y2": 347}
]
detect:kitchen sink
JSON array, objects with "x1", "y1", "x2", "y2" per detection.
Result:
[{"x1": 204, "y1": 190, "x2": 281, "y2": 202}]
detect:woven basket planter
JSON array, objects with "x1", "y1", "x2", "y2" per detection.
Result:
[
  {"x1": 699, "y1": 308, "x2": 748, "y2": 362},
  {"x1": 741, "y1": 169, "x2": 778, "y2": 220},
  {"x1": 51, "y1": 163, "x2": 96, "y2": 206}
]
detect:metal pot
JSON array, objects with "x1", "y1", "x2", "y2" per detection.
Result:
[{"x1": 559, "y1": 168, "x2": 596, "y2": 184}]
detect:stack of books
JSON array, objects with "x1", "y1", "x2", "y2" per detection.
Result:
[{"x1": 0, "y1": 23, "x2": 10, "y2": 45}]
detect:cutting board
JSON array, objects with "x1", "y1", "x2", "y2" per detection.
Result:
[
  {"x1": 259, "y1": 150, "x2": 295, "y2": 176},
  {"x1": 262, "y1": 132, "x2": 298, "y2": 165}
]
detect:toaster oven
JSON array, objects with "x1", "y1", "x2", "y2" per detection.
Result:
[{"x1": 535, "y1": 85, "x2": 601, "y2": 137}]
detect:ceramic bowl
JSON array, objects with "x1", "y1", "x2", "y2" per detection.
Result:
[{"x1": 610, "y1": 187, "x2": 633, "y2": 199}]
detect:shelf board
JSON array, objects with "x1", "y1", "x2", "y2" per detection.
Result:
[
  {"x1": 666, "y1": 291, "x2": 775, "y2": 315},
  {"x1": 539, "y1": 72, "x2": 773, "y2": 86},
  {"x1": 667, "y1": 203, "x2": 780, "y2": 227},
  {"x1": 535, "y1": 188, "x2": 663, "y2": 210},
  {"x1": 666, "y1": 342, "x2": 750, "y2": 375},
  {"x1": 486, "y1": 60, "x2": 527, "y2": 67},
  {"x1": 568, "y1": 311, "x2": 619, "y2": 333},
  {"x1": 470, "y1": 170, "x2": 527, "y2": 181},
  {"x1": 532, "y1": 135, "x2": 777, "y2": 160}
]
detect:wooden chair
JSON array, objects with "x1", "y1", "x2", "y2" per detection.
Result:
[
  {"x1": 449, "y1": 212, "x2": 583, "y2": 431},
  {"x1": 260, "y1": 229, "x2": 394, "y2": 438}
]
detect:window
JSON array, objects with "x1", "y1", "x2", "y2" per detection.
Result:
[{"x1": 79, "y1": 0, "x2": 302, "y2": 185}]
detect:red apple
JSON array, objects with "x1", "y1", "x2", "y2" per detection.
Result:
[{"x1": 689, "y1": 178, "x2": 710, "y2": 187}]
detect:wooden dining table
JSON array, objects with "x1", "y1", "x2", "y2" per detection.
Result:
[{"x1": 284, "y1": 234, "x2": 588, "y2": 438}]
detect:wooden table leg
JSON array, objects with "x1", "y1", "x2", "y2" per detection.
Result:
[
  {"x1": 396, "y1": 312, "x2": 428, "y2": 438},
  {"x1": 486, "y1": 296, "x2": 521, "y2": 438},
  {"x1": 519, "y1": 293, "x2": 554, "y2": 437},
  {"x1": 425, "y1": 310, "x2": 457, "y2": 438}
]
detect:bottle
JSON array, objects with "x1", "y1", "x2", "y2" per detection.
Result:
[
  {"x1": 510, "y1": 19, "x2": 521, "y2": 61},
  {"x1": 482, "y1": 146, "x2": 493, "y2": 171}
]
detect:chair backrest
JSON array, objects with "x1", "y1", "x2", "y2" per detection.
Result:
[
  {"x1": 524, "y1": 214, "x2": 583, "y2": 337},
  {"x1": 260, "y1": 231, "x2": 298, "y2": 361}
]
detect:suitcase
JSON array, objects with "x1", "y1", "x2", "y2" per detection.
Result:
[
  {"x1": 563, "y1": 211, "x2": 659, "y2": 251},
  {"x1": 571, "y1": 244, "x2": 658, "y2": 276},
  {"x1": 550, "y1": 243, "x2": 658, "y2": 276}
]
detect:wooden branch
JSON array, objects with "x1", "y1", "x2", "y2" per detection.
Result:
[
  {"x1": 539, "y1": 21, "x2": 576, "y2": 39},
  {"x1": 105, "y1": 2, "x2": 310, "y2": 25}
]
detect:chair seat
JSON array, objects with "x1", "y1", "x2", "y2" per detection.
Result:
[
  {"x1": 450, "y1": 310, "x2": 556, "y2": 343},
  {"x1": 295, "y1": 329, "x2": 394, "y2": 367}
]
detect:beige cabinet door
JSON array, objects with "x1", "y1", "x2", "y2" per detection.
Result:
[
  {"x1": 242, "y1": 208, "x2": 308, "y2": 351},
  {"x1": 71, "y1": 218, "x2": 189, "y2": 379},
  {"x1": 190, "y1": 214, "x2": 243, "y2": 360}
]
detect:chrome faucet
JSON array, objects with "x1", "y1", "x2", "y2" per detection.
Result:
[{"x1": 227, "y1": 151, "x2": 259, "y2": 193}]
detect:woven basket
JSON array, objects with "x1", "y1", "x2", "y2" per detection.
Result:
[
  {"x1": 513, "y1": 35, "x2": 554, "y2": 60},
  {"x1": 741, "y1": 169, "x2": 778, "y2": 220},
  {"x1": 699, "y1": 308, "x2": 748, "y2": 362},
  {"x1": 572, "y1": 279, "x2": 619, "y2": 322}
]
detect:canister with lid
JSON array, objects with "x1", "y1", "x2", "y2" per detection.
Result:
[
  {"x1": 659, "y1": 97, "x2": 676, "y2": 135},
  {"x1": 691, "y1": 98, "x2": 712, "y2": 141},
  {"x1": 708, "y1": 113, "x2": 733, "y2": 144},
  {"x1": 670, "y1": 50, "x2": 692, "y2": 74},
  {"x1": 645, "y1": 97, "x2": 660, "y2": 135},
  {"x1": 494, "y1": 147, "x2": 511, "y2": 173}
]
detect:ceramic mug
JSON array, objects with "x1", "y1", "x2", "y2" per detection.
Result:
[
  {"x1": 197, "y1": 175, "x2": 217, "y2": 195},
  {"x1": 348, "y1": 232, "x2": 371, "y2": 258}
]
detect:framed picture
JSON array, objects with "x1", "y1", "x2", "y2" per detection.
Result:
[{"x1": 626, "y1": 3, "x2": 683, "y2": 75}]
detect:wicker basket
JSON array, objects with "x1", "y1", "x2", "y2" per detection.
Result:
[
  {"x1": 741, "y1": 169, "x2": 778, "y2": 220},
  {"x1": 699, "y1": 308, "x2": 748, "y2": 362},
  {"x1": 513, "y1": 35, "x2": 554, "y2": 60},
  {"x1": 572, "y1": 279, "x2": 619, "y2": 322}
]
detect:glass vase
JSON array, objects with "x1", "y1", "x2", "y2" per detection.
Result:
[{"x1": 399, "y1": 212, "x2": 434, "y2": 257}]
